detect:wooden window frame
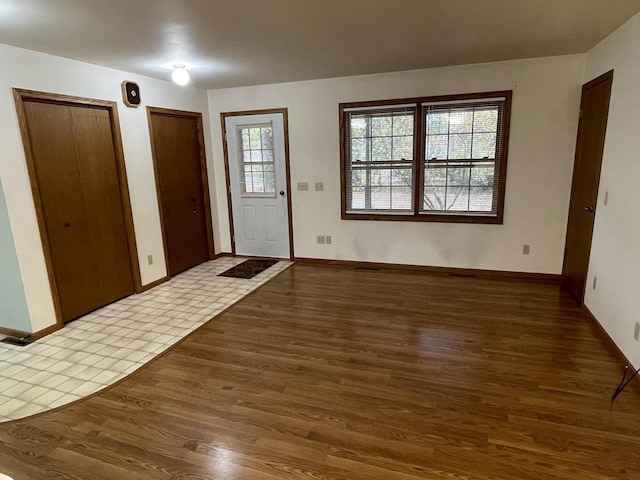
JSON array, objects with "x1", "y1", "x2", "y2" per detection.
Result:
[{"x1": 340, "y1": 90, "x2": 512, "y2": 224}]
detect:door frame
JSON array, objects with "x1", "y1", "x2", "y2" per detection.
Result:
[
  {"x1": 561, "y1": 69, "x2": 614, "y2": 305},
  {"x1": 147, "y1": 106, "x2": 216, "y2": 278},
  {"x1": 13, "y1": 88, "x2": 143, "y2": 330},
  {"x1": 220, "y1": 108, "x2": 295, "y2": 259}
]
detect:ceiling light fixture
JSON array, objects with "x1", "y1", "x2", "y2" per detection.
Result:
[{"x1": 171, "y1": 64, "x2": 190, "y2": 86}]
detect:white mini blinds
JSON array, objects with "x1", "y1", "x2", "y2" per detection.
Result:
[
  {"x1": 422, "y1": 97, "x2": 507, "y2": 215},
  {"x1": 340, "y1": 91, "x2": 512, "y2": 224},
  {"x1": 344, "y1": 105, "x2": 416, "y2": 212}
]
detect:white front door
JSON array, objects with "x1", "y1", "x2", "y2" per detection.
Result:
[{"x1": 225, "y1": 113, "x2": 291, "y2": 258}]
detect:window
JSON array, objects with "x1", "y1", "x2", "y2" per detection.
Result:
[
  {"x1": 341, "y1": 91, "x2": 512, "y2": 223},
  {"x1": 237, "y1": 123, "x2": 276, "y2": 196},
  {"x1": 348, "y1": 106, "x2": 416, "y2": 212}
]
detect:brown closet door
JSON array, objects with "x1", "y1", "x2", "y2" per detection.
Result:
[
  {"x1": 150, "y1": 113, "x2": 210, "y2": 276},
  {"x1": 24, "y1": 101, "x2": 135, "y2": 322},
  {"x1": 562, "y1": 71, "x2": 613, "y2": 305}
]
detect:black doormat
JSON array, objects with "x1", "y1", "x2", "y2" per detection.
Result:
[{"x1": 218, "y1": 259, "x2": 279, "y2": 279}]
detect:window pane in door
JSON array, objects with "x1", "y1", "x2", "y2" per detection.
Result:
[{"x1": 237, "y1": 124, "x2": 276, "y2": 195}]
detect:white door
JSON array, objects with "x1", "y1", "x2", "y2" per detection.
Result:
[{"x1": 225, "y1": 113, "x2": 291, "y2": 258}]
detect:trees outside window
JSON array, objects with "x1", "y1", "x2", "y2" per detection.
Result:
[
  {"x1": 340, "y1": 91, "x2": 512, "y2": 224},
  {"x1": 237, "y1": 124, "x2": 276, "y2": 195}
]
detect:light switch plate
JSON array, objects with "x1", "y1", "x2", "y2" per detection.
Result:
[
  {"x1": 297, "y1": 182, "x2": 309, "y2": 191},
  {"x1": 315, "y1": 182, "x2": 324, "y2": 191}
]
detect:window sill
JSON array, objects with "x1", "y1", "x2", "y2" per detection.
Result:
[{"x1": 342, "y1": 212, "x2": 503, "y2": 224}]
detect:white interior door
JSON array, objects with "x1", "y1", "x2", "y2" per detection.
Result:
[{"x1": 225, "y1": 113, "x2": 291, "y2": 258}]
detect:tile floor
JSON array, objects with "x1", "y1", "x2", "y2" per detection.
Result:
[{"x1": 0, "y1": 257, "x2": 292, "y2": 423}]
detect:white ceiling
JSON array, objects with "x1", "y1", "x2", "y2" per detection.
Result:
[{"x1": 1, "y1": 0, "x2": 640, "y2": 90}]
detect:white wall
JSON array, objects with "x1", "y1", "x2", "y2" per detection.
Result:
[
  {"x1": 0, "y1": 43, "x2": 216, "y2": 333},
  {"x1": 583, "y1": 12, "x2": 640, "y2": 368},
  {"x1": 208, "y1": 55, "x2": 585, "y2": 274}
]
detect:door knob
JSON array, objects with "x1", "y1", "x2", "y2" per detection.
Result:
[
  {"x1": 584, "y1": 206, "x2": 594, "y2": 213},
  {"x1": 279, "y1": 190, "x2": 285, "y2": 196}
]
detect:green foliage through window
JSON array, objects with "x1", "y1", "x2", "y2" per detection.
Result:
[
  {"x1": 237, "y1": 124, "x2": 275, "y2": 195},
  {"x1": 341, "y1": 92, "x2": 511, "y2": 223}
]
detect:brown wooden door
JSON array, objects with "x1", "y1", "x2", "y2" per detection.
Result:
[
  {"x1": 149, "y1": 110, "x2": 212, "y2": 276},
  {"x1": 23, "y1": 100, "x2": 135, "y2": 322},
  {"x1": 562, "y1": 71, "x2": 613, "y2": 305}
]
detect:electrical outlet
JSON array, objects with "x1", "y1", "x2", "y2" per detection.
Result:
[
  {"x1": 297, "y1": 182, "x2": 309, "y2": 191},
  {"x1": 147, "y1": 254, "x2": 153, "y2": 266},
  {"x1": 315, "y1": 182, "x2": 324, "y2": 191},
  {"x1": 317, "y1": 235, "x2": 325, "y2": 244},
  {"x1": 634, "y1": 322, "x2": 640, "y2": 342},
  {"x1": 522, "y1": 244, "x2": 530, "y2": 255},
  {"x1": 325, "y1": 235, "x2": 332, "y2": 245},
  {"x1": 592, "y1": 276, "x2": 597, "y2": 290}
]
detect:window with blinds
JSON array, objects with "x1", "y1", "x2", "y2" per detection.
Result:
[
  {"x1": 340, "y1": 91, "x2": 511, "y2": 223},
  {"x1": 344, "y1": 105, "x2": 416, "y2": 213},
  {"x1": 422, "y1": 97, "x2": 507, "y2": 216}
]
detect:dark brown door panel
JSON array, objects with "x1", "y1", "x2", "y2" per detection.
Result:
[
  {"x1": 21, "y1": 98, "x2": 135, "y2": 322},
  {"x1": 148, "y1": 109, "x2": 214, "y2": 277},
  {"x1": 562, "y1": 71, "x2": 613, "y2": 305}
]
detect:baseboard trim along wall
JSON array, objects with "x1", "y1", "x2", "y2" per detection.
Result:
[
  {"x1": 0, "y1": 323, "x2": 62, "y2": 342},
  {"x1": 31, "y1": 323, "x2": 61, "y2": 341},
  {"x1": 137, "y1": 253, "x2": 234, "y2": 293},
  {"x1": 0, "y1": 326, "x2": 31, "y2": 339},
  {"x1": 582, "y1": 304, "x2": 639, "y2": 373},
  {"x1": 140, "y1": 275, "x2": 170, "y2": 293},
  {"x1": 293, "y1": 257, "x2": 562, "y2": 284}
]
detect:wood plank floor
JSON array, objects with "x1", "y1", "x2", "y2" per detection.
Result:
[{"x1": 1, "y1": 264, "x2": 639, "y2": 479}]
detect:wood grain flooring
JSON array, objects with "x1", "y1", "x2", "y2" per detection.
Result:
[{"x1": 1, "y1": 264, "x2": 639, "y2": 479}]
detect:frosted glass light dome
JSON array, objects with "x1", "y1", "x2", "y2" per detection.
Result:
[{"x1": 171, "y1": 65, "x2": 190, "y2": 86}]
